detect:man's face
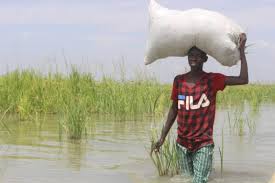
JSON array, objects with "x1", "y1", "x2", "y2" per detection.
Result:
[{"x1": 188, "y1": 48, "x2": 207, "y2": 68}]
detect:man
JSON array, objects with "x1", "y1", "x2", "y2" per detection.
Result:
[{"x1": 151, "y1": 33, "x2": 248, "y2": 183}]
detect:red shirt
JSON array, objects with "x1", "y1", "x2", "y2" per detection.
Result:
[{"x1": 171, "y1": 72, "x2": 226, "y2": 152}]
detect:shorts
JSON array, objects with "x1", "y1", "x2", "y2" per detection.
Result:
[{"x1": 176, "y1": 143, "x2": 214, "y2": 183}]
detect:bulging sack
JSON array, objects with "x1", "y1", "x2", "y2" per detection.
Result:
[{"x1": 144, "y1": 0, "x2": 244, "y2": 66}]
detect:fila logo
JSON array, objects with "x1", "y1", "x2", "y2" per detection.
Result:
[{"x1": 178, "y1": 93, "x2": 210, "y2": 110}]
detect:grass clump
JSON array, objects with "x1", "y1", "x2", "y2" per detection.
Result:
[
  {"x1": 59, "y1": 67, "x2": 89, "y2": 140},
  {"x1": 60, "y1": 99, "x2": 87, "y2": 140},
  {"x1": 149, "y1": 126, "x2": 180, "y2": 176}
]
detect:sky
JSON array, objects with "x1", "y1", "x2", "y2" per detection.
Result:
[{"x1": 0, "y1": 0, "x2": 274, "y2": 83}]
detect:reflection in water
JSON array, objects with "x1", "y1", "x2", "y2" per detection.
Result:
[
  {"x1": 0, "y1": 104, "x2": 274, "y2": 183},
  {"x1": 65, "y1": 140, "x2": 87, "y2": 171}
]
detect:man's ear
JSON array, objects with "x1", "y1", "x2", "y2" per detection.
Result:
[{"x1": 204, "y1": 55, "x2": 208, "y2": 62}]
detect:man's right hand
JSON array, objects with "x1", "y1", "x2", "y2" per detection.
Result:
[
  {"x1": 150, "y1": 138, "x2": 165, "y2": 156},
  {"x1": 239, "y1": 33, "x2": 247, "y2": 52}
]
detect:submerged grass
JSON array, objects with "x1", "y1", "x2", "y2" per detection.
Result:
[
  {"x1": 0, "y1": 106, "x2": 13, "y2": 135},
  {"x1": 59, "y1": 97, "x2": 88, "y2": 140},
  {"x1": 0, "y1": 67, "x2": 274, "y2": 139},
  {"x1": 149, "y1": 125, "x2": 180, "y2": 176},
  {"x1": 227, "y1": 108, "x2": 256, "y2": 136},
  {"x1": 218, "y1": 129, "x2": 224, "y2": 176}
]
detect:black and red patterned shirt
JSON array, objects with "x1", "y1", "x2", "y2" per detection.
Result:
[{"x1": 171, "y1": 72, "x2": 226, "y2": 152}]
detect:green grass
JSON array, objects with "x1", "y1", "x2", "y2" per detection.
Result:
[
  {"x1": 0, "y1": 67, "x2": 273, "y2": 140},
  {"x1": 217, "y1": 84, "x2": 275, "y2": 110},
  {"x1": 0, "y1": 66, "x2": 274, "y2": 124},
  {"x1": 0, "y1": 67, "x2": 171, "y2": 120},
  {"x1": 149, "y1": 125, "x2": 180, "y2": 176},
  {"x1": 59, "y1": 100, "x2": 88, "y2": 140}
]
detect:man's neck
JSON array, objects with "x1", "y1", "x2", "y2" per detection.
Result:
[{"x1": 189, "y1": 69, "x2": 205, "y2": 77}]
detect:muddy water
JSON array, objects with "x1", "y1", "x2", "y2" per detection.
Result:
[{"x1": 0, "y1": 104, "x2": 275, "y2": 183}]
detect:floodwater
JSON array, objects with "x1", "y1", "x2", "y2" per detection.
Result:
[{"x1": 0, "y1": 104, "x2": 275, "y2": 183}]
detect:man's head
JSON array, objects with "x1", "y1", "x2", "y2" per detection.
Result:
[{"x1": 188, "y1": 46, "x2": 208, "y2": 68}]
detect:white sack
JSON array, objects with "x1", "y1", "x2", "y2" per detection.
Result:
[{"x1": 144, "y1": 0, "x2": 245, "y2": 66}]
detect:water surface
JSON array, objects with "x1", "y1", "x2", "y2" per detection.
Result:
[{"x1": 1, "y1": 104, "x2": 275, "y2": 183}]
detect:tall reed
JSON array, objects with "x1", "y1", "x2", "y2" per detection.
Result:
[{"x1": 218, "y1": 129, "x2": 224, "y2": 176}]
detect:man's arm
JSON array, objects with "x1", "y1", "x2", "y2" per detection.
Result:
[
  {"x1": 225, "y1": 33, "x2": 249, "y2": 86},
  {"x1": 150, "y1": 100, "x2": 177, "y2": 155}
]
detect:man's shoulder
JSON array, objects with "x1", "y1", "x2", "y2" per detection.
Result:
[
  {"x1": 173, "y1": 73, "x2": 187, "y2": 81},
  {"x1": 207, "y1": 72, "x2": 226, "y2": 79},
  {"x1": 172, "y1": 74, "x2": 186, "y2": 86}
]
